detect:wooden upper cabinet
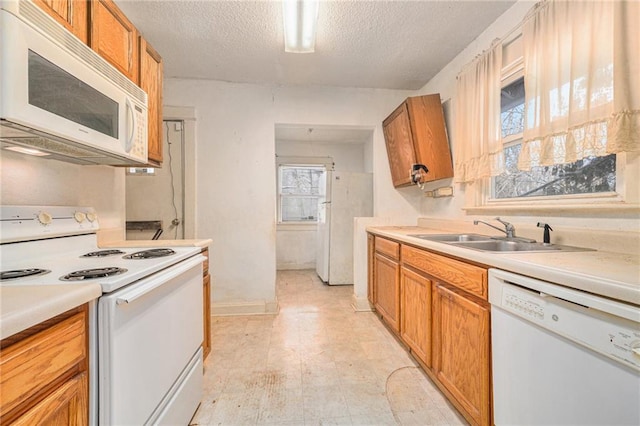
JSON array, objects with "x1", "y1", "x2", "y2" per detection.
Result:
[
  {"x1": 33, "y1": 0, "x2": 89, "y2": 43},
  {"x1": 382, "y1": 94, "x2": 453, "y2": 188},
  {"x1": 90, "y1": 0, "x2": 139, "y2": 84},
  {"x1": 139, "y1": 36, "x2": 163, "y2": 165}
]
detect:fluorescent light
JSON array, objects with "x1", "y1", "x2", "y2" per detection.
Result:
[
  {"x1": 4, "y1": 146, "x2": 50, "y2": 156},
  {"x1": 283, "y1": 0, "x2": 319, "y2": 53}
]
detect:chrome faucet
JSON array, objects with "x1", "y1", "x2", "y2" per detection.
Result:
[{"x1": 474, "y1": 217, "x2": 516, "y2": 239}]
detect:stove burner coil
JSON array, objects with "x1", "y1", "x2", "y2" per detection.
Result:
[
  {"x1": 0, "y1": 269, "x2": 51, "y2": 281},
  {"x1": 60, "y1": 267, "x2": 128, "y2": 281},
  {"x1": 81, "y1": 249, "x2": 126, "y2": 258},
  {"x1": 123, "y1": 248, "x2": 176, "y2": 259}
]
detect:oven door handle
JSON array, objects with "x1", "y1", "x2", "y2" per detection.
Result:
[{"x1": 116, "y1": 255, "x2": 205, "y2": 305}]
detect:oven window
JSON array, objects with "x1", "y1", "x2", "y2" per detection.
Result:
[{"x1": 28, "y1": 50, "x2": 118, "y2": 138}]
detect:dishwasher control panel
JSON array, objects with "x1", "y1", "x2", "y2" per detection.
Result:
[{"x1": 490, "y1": 269, "x2": 640, "y2": 372}]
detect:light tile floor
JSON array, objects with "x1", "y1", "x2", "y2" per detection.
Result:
[{"x1": 190, "y1": 270, "x2": 467, "y2": 426}]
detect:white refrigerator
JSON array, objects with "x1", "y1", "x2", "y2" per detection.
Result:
[{"x1": 316, "y1": 171, "x2": 373, "y2": 285}]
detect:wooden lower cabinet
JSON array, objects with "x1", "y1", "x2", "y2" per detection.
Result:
[
  {"x1": 367, "y1": 233, "x2": 375, "y2": 305},
  {"x1": 400, "y1": 266, "x2": 432, "y2": 367},
  {"x1": 368, "y1": 236, "x2": 492, "y2": 426},
  {"x1": 0, "y1": 306, "x2": 89, "y2": 426},
  {"x1": 202, "y1": 247, "x2": 211, "y2": 360},
  {"x1": 433, "y1": 283, "x2": 491, "y2": 426},
  {"x1": 11, "y1": 372, "x2": 88, "y2": 426},
  {"x1": 203, "y1": 273, "x2": 211, "y2": 359},
  {"x1": 373, "y1": 252, "x2": 400, "y2": 333}
]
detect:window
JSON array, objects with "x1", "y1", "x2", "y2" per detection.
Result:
[
  {"x1": 278, "y1": 165, "x2": 325, "y2": 223},
  {"x1": 490, "y1": 48, "x2": 616, "y2": 201}
]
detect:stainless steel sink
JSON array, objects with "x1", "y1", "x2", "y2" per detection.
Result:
[
  {"x1": 451, "y1": 240, "x2": 593, "y2": 253},
  {"x1": 409, "y1": 233, "x2": 593, "y2": 253},
  {"x1": 409, "y1": 233, "x2": 493, "y2": 242}
]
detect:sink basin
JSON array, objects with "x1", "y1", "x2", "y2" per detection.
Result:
[
  {"x1": 410, "y1": 233, "x2": 492, "y2": 242},
  {"x1": 409, "y1": 233, "x2": 593, "y2": 253},
  {"x1": 451, "y1": 240, "x2": 593, "y2": 253}
]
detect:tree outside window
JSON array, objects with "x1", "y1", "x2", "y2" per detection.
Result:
[
  {"x1": 492, "y1": 76, "x2": 616, "y2": 199},
  {"x1": 279, "y1": 166, "x2": 325, "y2": 222}
]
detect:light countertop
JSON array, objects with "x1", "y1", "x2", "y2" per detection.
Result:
[
  {"x1": 100, "y1": 238, "x2": 212, "y2": 249},
  {"x1": 1, "y1": 238, "x2": 212, "y2": 341},
  {"x1": 0, "y1": 284, "x2": 102, "y2": 340},
  {"x1": 368, "y1": 226, "x2": 640, "y2": 306}
]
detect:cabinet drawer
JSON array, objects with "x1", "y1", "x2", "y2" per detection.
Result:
[
  {"x1": 402, "y1": 245, "x2": 487, "y2": 299},
  {"x1": 0, "y1": 311, "x2": 87, "y2": 418},
  {"x1": 375, "y1": 237, "x2": 400, "y2": 260}
]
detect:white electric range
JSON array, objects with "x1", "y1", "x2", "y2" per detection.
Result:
[{"x1": 0, "y1": 205, "x2": 205, "y2": 425}]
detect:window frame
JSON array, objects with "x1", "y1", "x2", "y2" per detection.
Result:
[
  {"x1": 463, "y1": 31, "x2": 638, "y2": 215},
  {"x1": 275, "y1": 157, "x2": 332, "y2": 226}
]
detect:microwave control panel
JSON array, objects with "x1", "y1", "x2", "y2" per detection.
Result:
[{"x1": 128, "y1": 103, "x2": 148, "y2": 161}]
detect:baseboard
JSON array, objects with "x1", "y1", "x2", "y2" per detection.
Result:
[
  {"x1": 212, "y1": 299, "x2": 279, "y2": 316},
  {"x1": 351, "y1": 294, "x2": 374, "y2": 312}
]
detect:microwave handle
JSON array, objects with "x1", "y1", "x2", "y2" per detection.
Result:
[{"x1": 125, "y1": 97, "x2": 136, "y2": 153}]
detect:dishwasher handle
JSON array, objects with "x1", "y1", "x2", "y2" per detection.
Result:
[{"x1": 116, "y1": 255, "x2": 205, "y2": 305}]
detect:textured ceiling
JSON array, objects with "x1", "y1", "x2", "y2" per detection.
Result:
[{"x1": 116, "y1": 0, "x2": 516, "y2": 90}]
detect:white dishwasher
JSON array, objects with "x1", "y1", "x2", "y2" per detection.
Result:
[{"x1": 489, "y1": 269, "x2": 640, "y2": 426}]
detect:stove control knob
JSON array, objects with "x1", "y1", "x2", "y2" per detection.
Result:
[
  {"x1": 37, "y1": 211, "x2": 52, "y2": 225},
  {"x1": 86, "y1": 212, "x2": 98, "y2": 223},
  {"x1": 74, "y1": 211, "x2": 87, "y2": 223}
]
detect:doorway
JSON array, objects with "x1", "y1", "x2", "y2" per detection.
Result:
[
  {"x1": 274, "y1": 124, "x2": 374, "y2": 279},
  {"x1": 125, "y1": 120, "x2": 185, "y2": 240}
]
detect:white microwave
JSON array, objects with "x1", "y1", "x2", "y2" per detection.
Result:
[{"x1": 0, "y1": 1, "x2": 148, "y2": 165}]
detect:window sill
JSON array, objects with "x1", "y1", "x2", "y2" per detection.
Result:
[
  {"x1": 276, "y1": 223, "x2": 318, "y2": 231},
  {"x1": 463, "y1": 202, "x2": 640, "y2": 217}
]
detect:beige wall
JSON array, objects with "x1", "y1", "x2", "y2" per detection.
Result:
[
  {"x1": 0, "y1": 150, "x2": 125, "y2": 231},
  {"x1": 163, "y1": 80, "x2": 414, "y2": 313}
]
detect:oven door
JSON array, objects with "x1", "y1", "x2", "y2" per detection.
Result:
[{"x1": 97, "y1": 255, "x2": 204, "y2": 425}]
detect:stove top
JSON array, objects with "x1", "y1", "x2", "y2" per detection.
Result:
[
  {"x1": 81, "y1": 249, "x2": 126, "y2": 258},
  {"x1": 123, "y1": 248, "x2": 176, "y2": 259},
  {"x1": 0, "y1": 268, "x2": 51, "y2": 281},
  {"x1": 0, "y1": 206, "x2": 201, "y2": 293},
  {"x1": 60, "y1": 267, "x2": 128, "y2": 281}
]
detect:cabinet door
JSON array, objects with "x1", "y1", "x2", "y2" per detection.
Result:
[
  {"x1": 11, "y1": 372, "x2": 88, "y2": 426},
  {"x1": 373, "y1": 253, "x2": 400, "y2": 332},
  {"x1": 139, "y1": 36, "x2": 163, "y2": 165},
  {"x1": 203, "y1": 273, "x2": 211, "y2": 360},
  {"x1": 406, "y1": 95, "x2": 453, "y2": 182},
  {"x1": 90, "y1": 0, "x2": 139, "y2": 83},
  {"x1": 433, "y1": 284, "x2": 490, "y2": 426},
  {"x1": 367, "y1": 234, "x2": 375, "y2": 305},
  {"x1": 382, "y1": 102, "x2": 416, "y2": 187},
  {"x1": 400, "y1": 266, "x2": 432, "y2": 367},
  {"x1": 33, "y1": 0, "x2": 89, "y2": 43}
]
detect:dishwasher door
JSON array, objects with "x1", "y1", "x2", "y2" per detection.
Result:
[{"x1": 489, "y1": 269, "x2": 640, "y2": 426}]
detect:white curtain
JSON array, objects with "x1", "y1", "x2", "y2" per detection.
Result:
[
  {"x1": 518, "y1": 0, "x2": 640, "y2": 170},
  {"x1": 453, "y1": 41, "x2": 503, "y2": 183}
]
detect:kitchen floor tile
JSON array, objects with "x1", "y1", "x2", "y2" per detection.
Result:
[{"x1": 191, "y1": 269, "x2": 467, "y2": 426}]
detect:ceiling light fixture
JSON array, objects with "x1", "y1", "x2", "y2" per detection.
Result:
[{"x1": 282, "y1": 0, "x2": 319, "y2": 53}]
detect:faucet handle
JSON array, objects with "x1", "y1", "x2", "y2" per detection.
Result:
[{"x1": 495, "y1": 217, "x2": 514, "y2": 230}]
